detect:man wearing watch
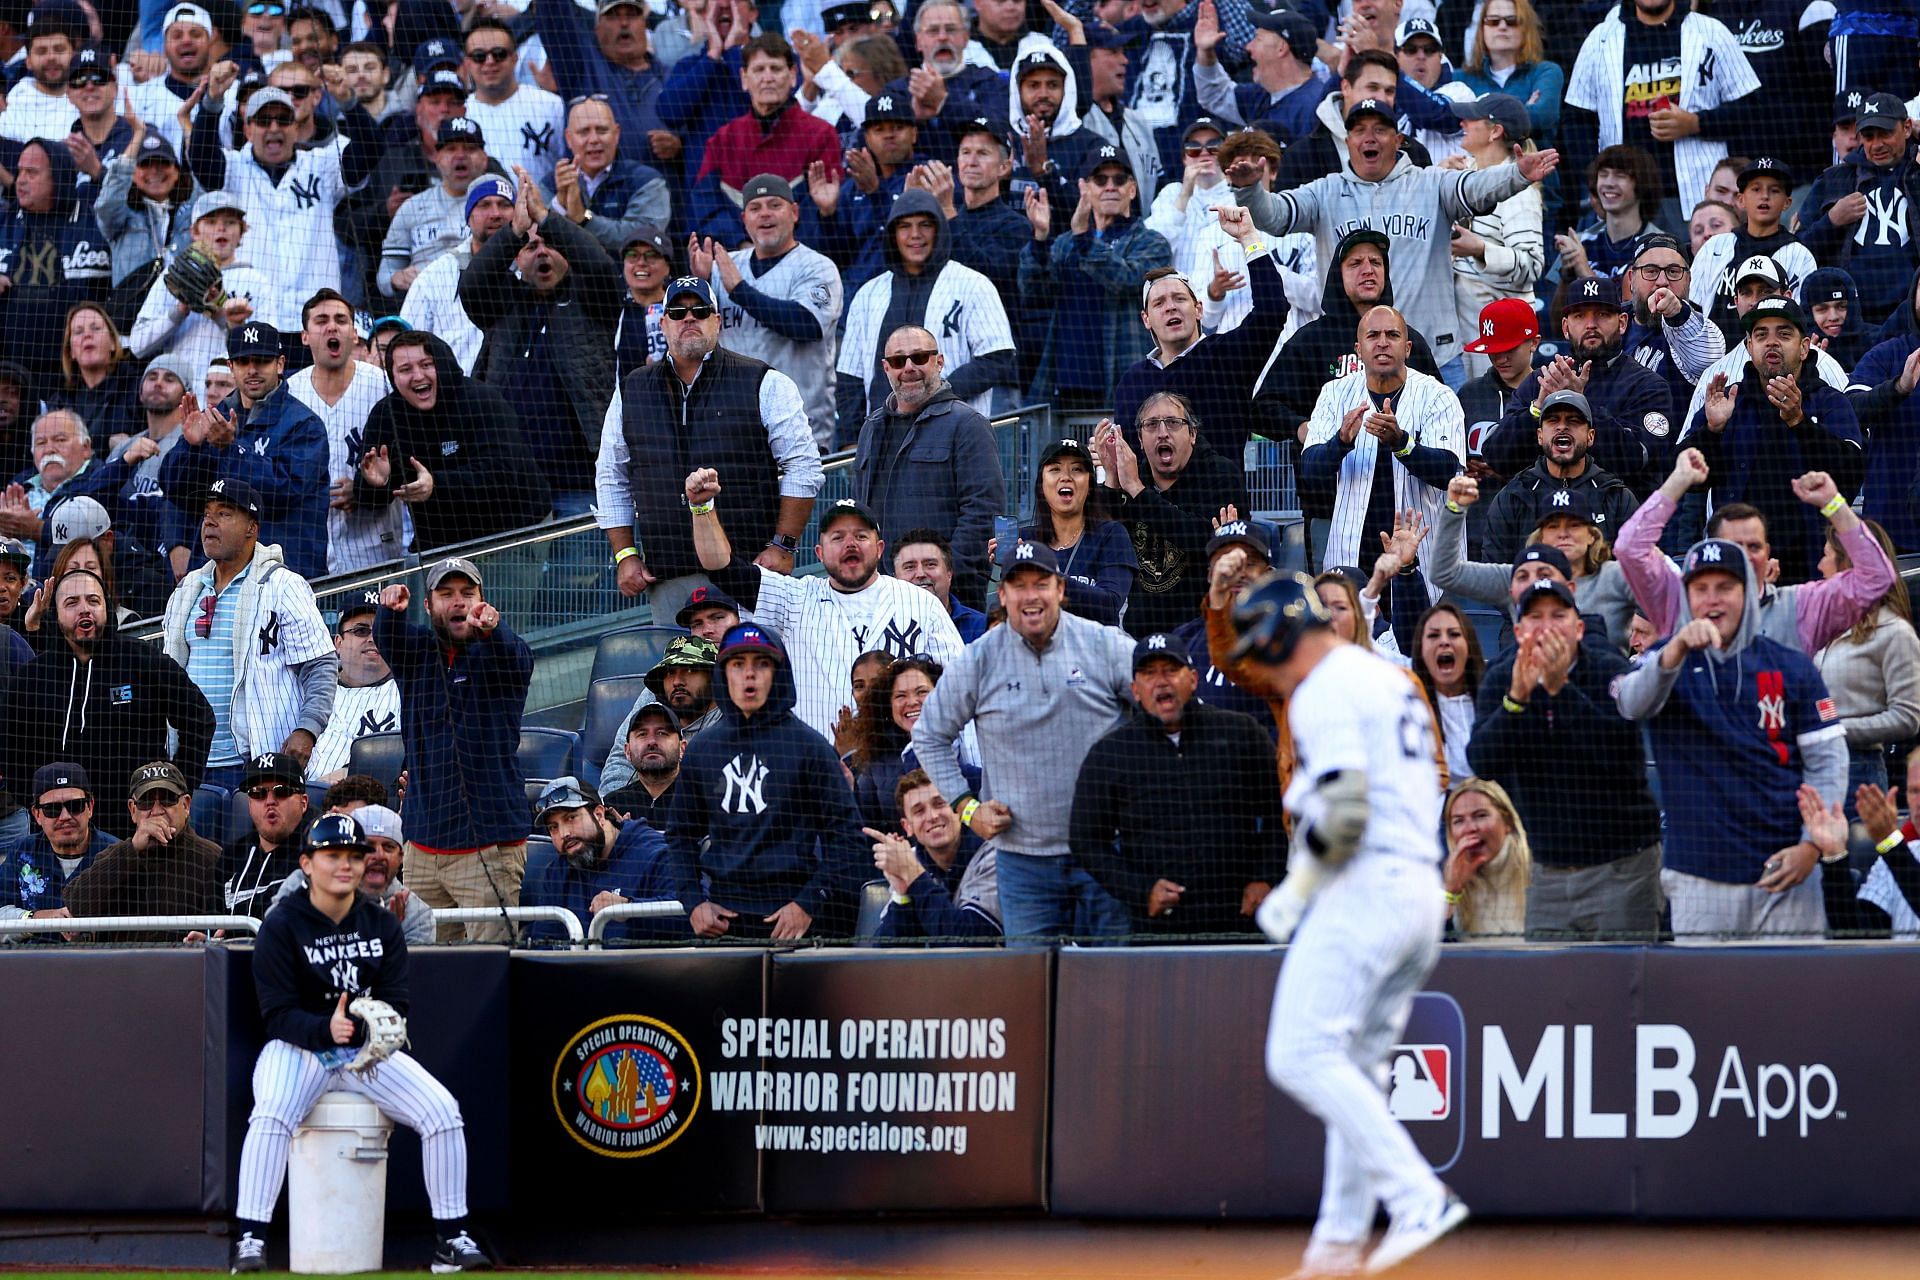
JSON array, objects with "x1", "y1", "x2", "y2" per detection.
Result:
[{"x1": 597, "y1": 275, "x2": 824, "y2": 625}]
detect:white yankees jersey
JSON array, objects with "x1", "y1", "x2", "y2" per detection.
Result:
[
  {"x1": 215, "y1": 142, "x2": 361, "y2": 331},
  {"x1": 399, "y1": 244, "x2": 485, "y2": 373},
  {"x1": 1687, "y1": 232, "x2": 1818, "y2": 319},
  {"x1": 305, "y1": 678, "x2": 401, "y2": 779},
  {"x1": 126, "y1": 76, "x2": 193, "y2": 156},
  {"x1": 715, "y1": 244, "x2": 843, "y2": 450},
  {"x1": 0, "y1": 81, "x2": 73, "y2": 143},
  {"x1": 1285, "y1": 643, "x2": 1445, "y2": 865},
  {"x1": 128, "y1": 262, "x2": 273, "y2": 385},
  {"x1": 838, "y1": 259, "x2": 1014, "y2": 419},
  {"x1": 287, "y1": 359, "x2": 408, "y2": 574},
  {"x1": 463, "y1": 85, "x2": 567, "y2": 188},
  {"x1": 748, "y1": 566, "x2": 964, "y2": 740}
]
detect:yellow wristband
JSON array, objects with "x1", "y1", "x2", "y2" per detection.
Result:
[
  {"x1": 613, "y1": 546, "x2": 638, "y2": 564},
  {"x1": 1877, "y1": 830, "x2": 1906, "y2": 854},
  {"x1": 957, "y1": 798, "x2": 980, "y2": 825},
  {"x1": 1502, "y1": 696, "x2": 1527, "y2": 714},
  {"x1": 1529, "y1": 403, "x2": 1543, "y2": 419},
  {"x1": 688, "y1": 500, "x2": 715, "y2": 517},
  {"x1": 1820, "y1": 494, "x2": 1847, "y2": 519},
  {"x1": 1443, "y1": 890, "x2": 1463, "y2": 905},
  {"x1": 1445, "y1": 499, "x2": 1463, "y2": 514}
]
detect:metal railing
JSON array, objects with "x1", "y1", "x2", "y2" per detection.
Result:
[
  {"x1": 433, "y1": 905, "x2": 584, "y2": 943},
  {"x1": 586, "y1": 900, "x2": 690, "y2": 944},
  {"x1": 0, "y1": 914, "x2": 262, "y2": 939}
]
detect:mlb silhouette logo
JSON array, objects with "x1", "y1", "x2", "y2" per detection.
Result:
[{"x1": 1393, "y1": 992, "x2": 1466, "y2": 1172}]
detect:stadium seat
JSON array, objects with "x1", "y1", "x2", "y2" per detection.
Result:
[
  {"x1": 228, "y1": 788, "x2": 251, "y2": 845},
  {"x1": 579, "y1": 675, "x2": 651, "y2": 789},
  {"x1": 1459, "y1": 605, "x2": 1507, "y2": 659},
  {"x1": 854, "y1": 880, "x2": 895, "y2": 942},
  {"x1": 1271, "y1": 519, "x2": 1307, "y2": 573},
  {"x1": 348, "y1": 733, "x2": 406, "y2": 794},
  {"x1": 525, "y1": 779, "x2": 549, "y2": 835},
  {"x1": 519, "y1": 727, "x2": 581, "y2": 783},
  {"x1": 588, "y1": 625, "x2": 687, "y2": 686},
  {"x1": 190, "y1": 784, "x2": 231, "y2": 847},
  {"x1": 306, "y1": 782, "x2": 330, "y2": 812}
]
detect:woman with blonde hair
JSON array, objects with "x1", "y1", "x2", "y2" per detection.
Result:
[
  {"x1": 1815, "y1": 518, "x2": 1920, "y2": 815},
  {"x1": 1443, "y1": 778, "x2": 1532, "y2": 941},
  {"x1": 1456, "y1": 0, "x2": 1563, "y2": 154},
  {"x1": 51, "y1": 303, "x2": 144, "y2": 449}
]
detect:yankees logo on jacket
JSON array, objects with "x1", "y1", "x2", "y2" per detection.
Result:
[{"x1": 254, "y1": 891, "x2": 409, "y2": 1053}]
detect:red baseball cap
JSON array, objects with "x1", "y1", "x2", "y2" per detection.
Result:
[{"x1": 1463, "y1": 297, "x2": 1540, "y2": 354}]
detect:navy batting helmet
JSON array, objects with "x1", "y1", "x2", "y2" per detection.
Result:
[
  {"x1": 305, "y1": 813, "x2": 371, "y2": 854},
  {"x1": 1228, "y1": 570, "x2": 1331, "y2": 665}
]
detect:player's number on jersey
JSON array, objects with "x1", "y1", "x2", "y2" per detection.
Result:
[{"x1": 1396, "y1": 695, "x2": 1431, "y2": 762}]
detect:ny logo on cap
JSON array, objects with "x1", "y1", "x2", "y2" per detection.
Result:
[
  {"x1": 1146, "y1": 635, "x2": 1167, "y2": 650},
  {"x1": 1099, "y1": 145, "x2": 1119, "y2": 159},
  {"x1": 1015, "y1": 543, "x2": 1036, "y2": 561},
  {"x1": 1699, "y1": 544, "x2": 1723, "y2": 563},
  {"x1": 1551, "y1": 490, "x2": 1571, "y2": 507},
  {"x1": 243, "y1": 326, "x2": 260, "y2": 343},
  {"x1": 451, "y1": 119, "x2": 476, "y2": 133},
  {"x1": 1220, "y1": 520, "x2": 1248, "y2": 536},
  {"x1": 877, "y1": 95, "x2": 894, "y2": 110},
  {"x1": 834, "y1": 498, "x2": 855, "y2": 508},
  {"x1": 670, "y1": 275, "x2": 701, "y2": 291},
  {"x1": 1482, "y1": 319, "x2": 1496, "y2": 336},
  {"x1": 211, "y1": 479, "x2": 227, "y2": 493},
  {"x1": 1357, "y1": 98, "x2": 1383, "y2": 111},
  {"x1": 1578, "y1": 280, "x2": 1602, "y2": 299},
  {"x1": 1756, "y1": 156, "x2": 1777, "y2": 167}
]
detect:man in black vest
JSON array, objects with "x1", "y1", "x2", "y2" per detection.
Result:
[{"x1": 596, "y1": 276, "x2": 825, "y2": 625}]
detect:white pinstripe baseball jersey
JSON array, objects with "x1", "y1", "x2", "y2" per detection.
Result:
[
  {"x1": 463, "y1": 85, "x2": 567, "y2": 188},
  {"x1": 126, "y1": 76, "x2": 193, "y2": 156},
  {"x1": 211, "y1": 142, "x2": 360, "y2": 331},
  {"x1": 287, "y1": 359, "x2": 407, "y2": 574},
  {"x1": 747, "y1": 566, "x2": 965, "y2": 741},
  {"x1": 398, "y1": 245, "x2": 484, "y2": 373},
  {"x1": 127, "y1": 262, "x2": 273, "y2": 392},
  {"x1": 715, "y1": 243, "x2": 843, "y2": 450},
  {"x1": 838, "y1": 260, "x2": 1013, "y2": 419}
]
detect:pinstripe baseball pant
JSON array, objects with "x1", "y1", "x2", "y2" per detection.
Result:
[
  {"x1": 236, "y1": 1040, "x2": 469, "y2": 1222},
  {"x1": 1265, "y1": 856, "x2": 1447, "y2": 1246}
]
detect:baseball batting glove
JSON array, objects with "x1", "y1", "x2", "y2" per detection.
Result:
[
  {"x1": 163, "y1": 244, "x2": 228, "y2": 316},
  {"x1": 344, "y1": 996, "x2": 408, "y2": 1074}
]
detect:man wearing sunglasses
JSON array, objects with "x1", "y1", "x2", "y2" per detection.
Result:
[
  {"x1": 63, "y1": 45, "x2": 133, "y2": 190},
  {"x1": 62, "y1": 762, "x2": 222, "y2": 943},
  {"x1": 305, "y1": 590, "x2": 400, "y2": 782},
  {"x1": 241, "y1": 0, "x2": 290, "y2": 64},
  {"x1": 217, "y1": 752, "x2": 315, "y2": 921},
  {"x1": 0, "y1": 764, "x2": 115, "y2": 931},
  {"x1": 462, "y1": 18, "x2": 567, "y2": 190}
]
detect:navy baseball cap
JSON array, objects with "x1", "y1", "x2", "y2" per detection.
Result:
[
  {"x1": 1531, "y1": 486, "x2": 1605, "y2": 531},
  {"x1": 1132, "y1": 632, "x2": 1192, "y2": 671},
  {"x1": 31, "y1": 762, "x2": 91, "y2": 799},
  {"x1": 1248, "y1": 6, "x2": 1318, "y2": 59},
  {"x1": 227, "y1": 321, "x2": 282, "y2": 359},
  {"x1": 1344, "y1": 97, "x2": 1397, "y2": 130},
  {"x1": 412, "y1": 36, "x2": 460, "y2": 76},
  {"x1": 1511, "y1": 542, "x2": 1571, "y2": 579},
  {"x1": 1516, "y1": 577, "x2": 1577, "y2": 615},
  {"x1": 66, "y1": 44, "x2": 112, "y2": 84},
  {"x1": 1183, "y1": 114, "x2": 1228, "y2": 142},
  {"x1": 1205, "y1": 519, "x2": 1273, "y2": 562},
  {"x1": 822, "y1": 0, "x2": 875, "y2": 29},
  {"x1": 338, "y1": 587, "x2": 381, "y2": 625},
  {"x1": 675, "y1": 584, "x2": 742, "y2": 627},
  {"x1": 1083, "y1": 19, "x2": 1128, "y2": 49},
  {"x1": 1003, "y1": 540, "x2": 1065, "y2": 580},
  {"x1": 1737, "y1": 156, "x2": 1793, "y2": 189},
  {"x1": 1563, "y1": 275, "x2": 1625, "y2": 314},
  {"x1": 1452, "y1": 92, "x2": 1531, "y2": 143},
  {"x1": 437, "y1": 115, "x2": 484, "y2": 147},
  {"x1": 420, "y1": 66, "x2": 467, "y2": 99},
  {"x1": 306, "y1": 813, "x2": 371, "y2": 853},
  {"x1": 716, "y1": 621, "x2": 786, "y2": 665},
  {"x1": 134, "y1": 133, "x2": 181, "y2": 167},
  {"x1": 1834, "y1": 89, "x2": 1866, "y2": 125},
  {"x1": 632, "y1": 701, "x2": 684, "y2": 733},
  {"x1": 1394, "y1": 16, "x2": 1443, "y2": 48},
  {"x1": 1682, "y1": 538, "x2": 1747, "y2": 584},
  {"x1": 666, "y1": 275, "x2": 717, "y2": 309},
  {"x1": 205, "y1": 477, "x2": 264, "y2": 516},
  {"x1": 245, "y1": 752, "x2": 303, "y2": 788},
  {"x1": 1082, "y1": 142, "x2": 1132, "y2": 181},
  {"x1": 864, "y1": 91, "x2": 914, "y2": 125},
  {"x1": 958, "y1": 115, "x2": 1014, "y2": 152},
  {"x1": 1038, "y1": 437, "x2": 1094, "y2": 468},
  {"x1": 819, "y1": 497, "x2": 881, "y2": 533},
  {"x1": 1015, "y1": 50, "x2": 1059, "y2": 80},
  {"x1": 1858, "y1": 91, "x2": 1907, "y2": 132},
  {"x1": 622, "y1": 224, "x2": 672, "y2": 258},
  {"x1": 0, "y1": 537, "x2": 31, "y2": 569}
]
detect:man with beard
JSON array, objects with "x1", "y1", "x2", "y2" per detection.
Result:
[
  {"x1": 217, "y1": 753, "x2": 316, "y2": 922},
  {"x1": 0, "y1": 3, "x2": 83, "y2": 143},
  {"x1": 1479, "y1": 277, "x2": 1673, "y2": 497},
  {"x1": 1622, "y1": 235, "x2": 1725, "y2": 411},
  {"x1": 524, "y1": 776, "x2": 686, "y2": 943},
  {"x1": 1688, "y1": 299, "x2": 1865, "y2": 584},
  {"x1": 401, "y1": 176, "x2": 512, "y2": 375},
  {"x1": 267, "y1": 802, "x2": 434, "y2": 944},
  {"x1": 63, "y1": 761, "x2": 223, "y2": 943},
  {"x1": 547, "y1": 95, "x2": 672, "y2": 259},
  {"x1": 602, "y1": 704, "x2": 691, "y2": 821},
  {"x1": 287, "y1": 290, "x2": 404, "y2": 575},
  {"x1": 161, "y1": 322, "x2": 329, "y2": 578},
  {"x1": 306, "y1": 590, "x2": 401, "y2": 782},
  {"x1": 1006, "y1": 46, "x2": 1099, "y2": 238},
  {"x1": 1481, "y1": 391, "x2": 1641, "y2": 563},
  {"x1": 160, "y1": 478, "x2": 336, "y2": 791},
  {"x1": 596, "y1": 611, "x2": 735, "y2": 793},
  {"x1": 71, "y1": 354, "x2": 197, "y2": 603},
  {"x1": 811, "y1": 93, "x2": 931, "y2": 300},
  {"x1": 850, "y1": 324, "x2": 1004, "y2": 606},
  {"x1": 380, "y1": 117, "x2": 499, "y2": 301},
  {"x1": 690, "y1": 476, "x2": 963, "y2": 739},
  {"x1": 693, "y1": 173, "x2": 844, "y2": 450},
  {"x1": 0, "y1": 764, "x2": 116, "y2": 926},
  {"x1": 877, "y1": 2, "x2": 1002, "y2": 136},
  {"x1": 1095, "y1": 392, "x2": 1249, "y2": 636},
  {"x1": 128, "y1": 5, "x2": 228, "y2": 156},
  {"x1": 598, "y1": 275, "x2": 823, "y2": 624},
  {"x1": 8, "y1": 571, "x2": 213, "y2": 837},
  {"x1": 129, "y1": 192, "x2": 269, "y2": 395},
  {"x1": 375, "y1": 560, "x2": 533, "y2": 943}
]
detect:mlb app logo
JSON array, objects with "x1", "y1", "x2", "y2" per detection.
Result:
[{"x1": 1392, "y1": 993, "x2": 1466, "y2": 1172}]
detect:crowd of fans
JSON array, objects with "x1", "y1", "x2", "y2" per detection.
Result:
[{"x1": 3, "y1": 0, "x2": 1920, "y2": 945}]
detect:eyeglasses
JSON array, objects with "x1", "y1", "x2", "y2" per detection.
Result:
[
  {"x1": 1138, "y1": 415, "x2": 1191, "y2": 435},
  {"x1": 280, "y1": 83, "x2": 316, "y2": 99},
  {"x1": 568, "y1": 92, "x2": 611, "y2": 107},
  {"x1": 1088, "y1": 172, "x2": 1131, "y2": 188},
  {"x1": 1481, "y1": 14, "x2": 1520, "y2": 27},
  {"x1": 1633, "y1": 263, "x2": 1689, "y2": 282},
  {"x1": 247, "y1": 784, "x2": 300, "y2": 801},
  {"x1": 469, "y1": 47, "x2": 515, "y2": 64},
  {"x1": 1183, "y1": 140, "x2": 1222, "y2": 156},
  {"x1": 664, "y1": 303, "x2": 715, "y2": 320},
  {"x1": 194, "y1": 593, "x2": 217, "y2": 639},
  {"x1": 35, "y1": 799, "x2": 89, "y2": 818},
  {"x1": 340, "y1": 623, "x2": 374, "y2": 638},
  {"x1": 136, "y1": 791, "x2": 185, "y2": 810},
  {"x1": 883, "y1": 349, "x2": 939, "y2": 369}
]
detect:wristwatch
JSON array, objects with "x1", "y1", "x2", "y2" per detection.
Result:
[{"x1": 768, "y1": 533, "x2": 799, "y2": 553}]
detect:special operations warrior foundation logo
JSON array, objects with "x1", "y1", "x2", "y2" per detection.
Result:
[{"x1": 553, "y1": 1015, "x2": 702, "y2": 1157}]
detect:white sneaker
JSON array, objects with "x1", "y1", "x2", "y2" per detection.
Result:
[
  {"x1": 1257, "y1": 887, "x2": 1307, "y2": 944},
  {"x1": 1280, "y1": 1238, "x2": 1365, "y2": 1278},
  {"x1": 1364, "y1": 1192, "x2": 1468, "y2": 1273}
]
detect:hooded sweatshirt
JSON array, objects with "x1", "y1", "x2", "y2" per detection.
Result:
[
  {"x1": 354, "y1": 333, "x2": 552, "y2": 550},
  {"x1": 836, "y1": 191, "x2": 1018, "y2": 432},
  {"x1": 5, "y1": 598, "x2": 215, "y2": 838},
  {"x1": 664, "y1": 627, "x2": 867, "y2": 920},
  {"x1": 1260, "y1": 229, "x2": 1442, "y2": 438},
  {"x1": 1798, "y1": 143, "x2": 1920, "y2": 326},
  {"x1": 1802, "y1": 267, "x2": 1876, "y2": 370},
  {"x1": 0, "y1": 140, "x2": 112, "y2": 388},
  {"x1": 1612, "y1": 542, "x2": 1847, "y2": 883},
  {"x1": 1006, "y1": 40, "x2": 1099, "y2": 214}
]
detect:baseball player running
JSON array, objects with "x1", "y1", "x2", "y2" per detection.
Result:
[
  {"x1": 230, "y1": 815, "x2": 490, "y2": 1275},
  {"x1": 1227, "y1": 570, "x2": 1464, "y2": 1276}
]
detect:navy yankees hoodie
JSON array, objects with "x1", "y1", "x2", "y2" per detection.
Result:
[
  {"x1": 253, "y1": 890, "x2": 409, "y2": 1054},
  {"x1": 664, "y1": 628, "x2": 866, "y2": 920},
  {"x1": 0, "y1": 139, "x2": 111, "y2": 391}
]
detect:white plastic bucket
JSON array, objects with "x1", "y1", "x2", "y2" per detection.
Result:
[{"x1": 287, "y1": 1090, "x2": 394, "y2": 1274}]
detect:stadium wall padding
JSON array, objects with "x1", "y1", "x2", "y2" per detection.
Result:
[{"x1": 2, "y1": 945, "x2": 1914, "y2": 1230}]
